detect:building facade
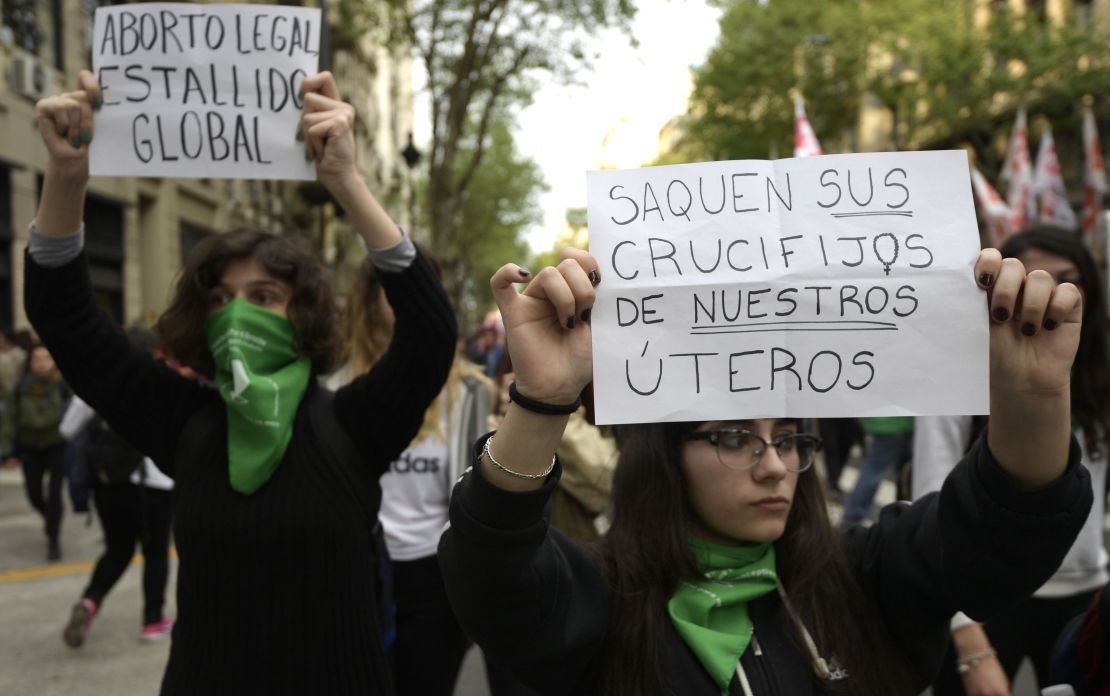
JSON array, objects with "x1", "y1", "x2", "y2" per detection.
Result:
[{"x1": 0, "y1": 0, "x2": 413, "y2": 332}]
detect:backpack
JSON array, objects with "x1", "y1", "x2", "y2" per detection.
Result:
[
  {"x1": 84, "y1": 415, "x2": 144, "y2": 486},
  {"x1": 14, "y1": 375, "x2": 69, "y2": 431}
]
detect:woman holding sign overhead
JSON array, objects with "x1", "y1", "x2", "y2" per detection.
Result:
[
  {"x1": 27, "y1": 70, "x2": 455, "y2": 694},
  {"x1": 438, "y1": 248, "x2": 1093, "y2": 695}
]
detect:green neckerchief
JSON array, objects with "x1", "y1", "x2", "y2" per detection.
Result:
[
  {"x1": 206, "y1": 298, "x2": 311, "y2": 494},
  {"x1": 667, "y1": 537, "x2": 778, "y2": 696}
]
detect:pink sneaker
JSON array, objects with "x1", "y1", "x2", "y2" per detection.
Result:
[
  {"x1": 63, "y1": 598, "x2": 97, "y2": 648},
  {"x1": 140, "y1": 617, "x2": 174, "y2": 643}
]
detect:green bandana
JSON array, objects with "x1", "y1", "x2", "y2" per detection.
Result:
[
  {"x1": 206, "y1": 299, "x2": 311, "y2": 494},
  {"x1": 667, "y1": 537, "x2": 778, "y2": 696}
]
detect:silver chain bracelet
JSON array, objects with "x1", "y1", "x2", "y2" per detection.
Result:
[{"x1": 483, "y1": 435, "x2": 556, "y2": 480}]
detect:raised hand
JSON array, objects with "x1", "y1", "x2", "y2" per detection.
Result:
[
  {"x1": 35, "y1": 70, "x2": 102, "y2": 180},
  {"x1": 975, "y1": 248, "x2": 1082, "y2": 487},
  {"x1": 975, "y1": 249, "x2": 1082, "y2": 401},
  {"x1": 490, "y1": 248, "x2": 599, "y2": 404},
  {"x1": 297, "y1": 71, "x2": 357, "y2": 193}
]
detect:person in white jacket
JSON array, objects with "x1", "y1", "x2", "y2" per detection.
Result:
[{"x1": 912, "y1": 227, "x2": 1109, "y2": 696}]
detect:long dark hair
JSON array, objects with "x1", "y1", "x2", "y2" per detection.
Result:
[
  {"x1": 1001, "y1": 227, "x2": 1110, "y2": 456},
  {"x1": 596, "y1": 422, "x2": 919, "y2": 696},
  {"x1": 157, "y1": 229, "x2": 341, "y2": 377}
]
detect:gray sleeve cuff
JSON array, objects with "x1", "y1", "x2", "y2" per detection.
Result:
[
  {"x1": 366, "y1": 227, "x2": 417, "y2": 272},
  {"x1": 28, "y1": 221, "x2": 85, "y2": 268}
]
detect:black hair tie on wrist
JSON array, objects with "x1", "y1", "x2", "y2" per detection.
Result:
[{"x1": 509, "y1": 381, "x2": 581, "y2": 415}]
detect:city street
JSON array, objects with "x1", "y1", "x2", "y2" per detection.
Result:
[{"x1": 0, "y1": 469, "x2": 490, "y2": 696}]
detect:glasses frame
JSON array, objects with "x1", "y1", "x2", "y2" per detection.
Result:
[{"x1": 682, "y1": 429, "x2": 824, "y2": 473}]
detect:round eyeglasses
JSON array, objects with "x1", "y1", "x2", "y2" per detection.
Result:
[{"x1": 682, "y1": 429, "x2": 823, "y2": 473}]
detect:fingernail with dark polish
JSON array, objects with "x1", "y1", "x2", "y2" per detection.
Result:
[
  {"x1": 588, "y1": 270, "x2": 601, "y2": 286},
  {"x1": 295, "y1": 129, "x2": 303, "y2": 141},
  {"x1": 978, "y1": 273, "x2": 993, "y2": 287},
  {"x1": 581, "y1": 307, "x2": 592, "y2": 323},
  {"x1": 992, "y1": 307, "x2": 1010, "y2": 322},
  {"x1": 1044, "y1": 318, "x2": 1058, "y2": 331},
  {"x1": 92, "y1": 96, "x2": 102, "y2": 110},
  {"x1": 566, "y1": 316, "x2": 576, "y2": 330},
  {"x1": 298, "y1": 90, "x2": 304, "y2": 99},
  {"x1": 1021, "y1": 322, "x2": 1036, "y2": 336},
  {"x1": 518, "y1": 268, "x2": 531, "y2": 278},
  {"x1": 72, "y1": 137, "x2": 82, "y2": 149},
  {"x1": 81, "y1": 130, "x2": 91, "y2": 144}
]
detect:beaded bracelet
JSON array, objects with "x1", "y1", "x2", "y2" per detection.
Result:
[
  {"x1": 509, "y1": 381, "x2": 581, "y2": 416},
  {"x1": 956, "y1": 649, "x2": 997, "y2": 674},
  {"x1": 483, "y1": 435, "x2": 556, "y2": 480}
]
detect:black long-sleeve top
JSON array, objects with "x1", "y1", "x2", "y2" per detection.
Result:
[
  {"x1": 25, "y1": 248, "x2": 457, "y2": 695},
  {"x1": 439, "y1": 432, "x2": 1093, "y2": 695}
]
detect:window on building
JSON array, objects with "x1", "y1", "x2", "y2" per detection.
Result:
[
  {"x1": 1074, "y1": 0, "x2": 1095, "y2": 27},
  {"x1": 2, "y1": 0, "x2": 64, "y2": 69},
  {"x1": 82, "y1": 193, "x2": 125, "y2": 322},
  {"x1": 180, "y1": 222, "x2": 211, "y2": 263},
  {"x1": 1025, "y1": 0, "x2": 1048, "y2": 23},
  {"x1": 0, "y1": 167, "x2": 12, "y2": 331}
]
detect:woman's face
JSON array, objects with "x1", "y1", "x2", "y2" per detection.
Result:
[
  {"x1": 680, "y1": 418, "x2": 801, "y2": 545},
  {"x1": 208, "y1": 258, "x2": 293, "y2": 317},
  {"x1": 1018, "y1": 248, "x2": 1083, "y2": 300},
  {"x1": 29, "y1": 346, "x2": 56, "y2": 377}
]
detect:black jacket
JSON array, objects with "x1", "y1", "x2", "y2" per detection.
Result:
[
  {"x1": 439, "y1": 432, "x2": 1092, "y2": 695},
  {"x1": 25, "y1": 249, "x2": 457, "y2": 695}
]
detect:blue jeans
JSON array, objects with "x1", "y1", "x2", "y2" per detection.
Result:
[{"x1": 843, "y1": 432, "x2": 912, "y2": 523}]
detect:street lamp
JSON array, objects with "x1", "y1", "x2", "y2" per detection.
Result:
[{"x1": 402, "y1": 132, "x2": 421, "y2": 230}]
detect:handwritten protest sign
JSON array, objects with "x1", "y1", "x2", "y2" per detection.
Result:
[
  {"x1": 587, "y1": 150, "x2": 988, "y2": 424},
  {"x1": 89, "y1": 3, "x2": 319, "y2": 180}
]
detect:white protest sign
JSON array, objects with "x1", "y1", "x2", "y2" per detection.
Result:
[
  {"x1": 587, "y1": 150, "x2": 988, "y2": 425},
  {"x1": 89, "y1": 3, "x2": 319, "y2": 180}
]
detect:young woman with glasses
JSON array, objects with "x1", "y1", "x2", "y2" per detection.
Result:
[{"x1": 439, "y1": 247, "x2": 1094, "y2": 695}]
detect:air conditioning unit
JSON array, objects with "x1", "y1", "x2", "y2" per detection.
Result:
[{"x1": 10, "y1": 54, "x2": 52, "y2": 101}]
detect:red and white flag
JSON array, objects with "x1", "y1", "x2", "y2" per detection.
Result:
[
  {"x1": 1001, "y1": 108, "x2": 1036, "y2": 232},
  {"x1": 793, "y1": 94, "x2": 823, "y2": 158},
  {"x1": 1033, "y1": 123, "x2": 1077, "y2": 229},
  {"x1": 970, "y1": 166, "x2": 1012, "y2": 247},
  {"x1": 1081, "y1": 107, "x2": 1106, "y2": 242}
]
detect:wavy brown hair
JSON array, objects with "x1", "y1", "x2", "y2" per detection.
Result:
[
  {"x1": 157, "y1": 229, "x2": 341, "y2": 377},
  {"x1": 596, "y1": 421, "x2": 919, "y2": 696}
]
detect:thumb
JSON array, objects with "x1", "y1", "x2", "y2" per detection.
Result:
[{"x1": 489, "y1": 263, "x2": 532, "y2": 314}]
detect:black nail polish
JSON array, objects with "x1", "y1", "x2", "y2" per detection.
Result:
[
  {"x1": 566, "y1": 316, "x2": 576, "y2": 330},
  {"x1": 1021, "y1": 322, "x2": 1036, "y2": 336},
  {"x1": 1044, "y1": 318, "x2": 1058, "y2": 331},
  {"x1": 588, "y1": 270, "x2": 601, "y2": 286},
  {"x1": 518, "y1": 268, "x2": 531, "y2": 278},
  {"x1": 992, "y1": 307, "x2": 1010, "y2": 322},
  {"x1": 581, "y1": 307, "x2": 592, "y2": 323},
  {"x1": 978, "y1": 273, "x2": 993, "y2": 287}
]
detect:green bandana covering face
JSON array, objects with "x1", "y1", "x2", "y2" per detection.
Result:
[
  {"x1": 667, "y1": 537, "x2": 779, "y2": 696},
  {"x1": 206, "y1": 298, "x2": 311, "y2": 494}
]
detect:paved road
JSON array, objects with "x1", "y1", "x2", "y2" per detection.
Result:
[{"x1": 0, "y1": 464, "x2": 1085, "y2": 695}]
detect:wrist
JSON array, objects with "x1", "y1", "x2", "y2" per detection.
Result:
[
  {"x1": 323, "y1": 169, "x2": 367, "y2": 207},
  {"x1": 951, "y1": 624, "x2": 991, "y2": 656},
  {"x1": 44, "y1": 163, "x2": 89, "y2": 190},
  {"x1": 512, "y1": 379, "x2": 583, "y2": 407}
]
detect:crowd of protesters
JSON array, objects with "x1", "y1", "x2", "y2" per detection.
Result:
[{"x1": 0, "y1": 67, "x2": 1106, "y2": 696}]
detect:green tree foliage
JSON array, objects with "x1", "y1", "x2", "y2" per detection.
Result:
[
  {"x1": 384, "y1": 0, "x2": 636, "y2": 305},
  {"x1": 530, "y1": 207, "x2": 588, "y2": 271},
  {"x1": 677, "y1": 0, "x2": 1110, "y2": 178},
  {"x1": 451, "y1": 119, "x2": 548, "y2": 323}
]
